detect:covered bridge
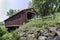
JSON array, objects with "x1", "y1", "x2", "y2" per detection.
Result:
[{"x1": 4, "y1": 8, "x2": 38, "y2": 31}]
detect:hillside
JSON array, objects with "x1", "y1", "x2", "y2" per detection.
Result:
[
  {"x1": 17, "y1": 13, "x2": 60, "y2": 31},
  {"x1": 14, "y1": 13, "x2": 60, "y2": 40},
  {"x1": 0, "y1": 13, "x2": 60, "y2": 40}
]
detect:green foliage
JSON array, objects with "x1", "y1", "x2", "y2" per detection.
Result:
[
  {"x1": 20, "y1": 16, "x2": 60, "y2": 32},
  {"x1": 12, "y1": 33, "x2": 20, "y2": 40},
  {"x1": 0, "y1": 22, "x2": 3, "y2": 26},
  {"x1": 55, "y1": 13, "x2": 60, "y2": 21},
  {"x1": 0, "y1": 26, "x2": 7, "y2": 40},
  {"x1": 0, "y1": 26, "x2": 20, "y2": 40},
  {"x1": 0, "y1": 26, "x2": 7, "y2": 37},
  {"x1": 32, "y1": 0, "x2": 59, "y2": 18},
  {"x1": 2, "y1": 32, "x2": 20, "y2": 40},
  {"x1": 7, "y1": 9, "x2": 20, "y2": 17},
  {"x1": 57, "y1": 0, "x2": 60, "y2": 12},
  {"x1": 2, "y1": 33, "x2": 16, "y2": 40}
]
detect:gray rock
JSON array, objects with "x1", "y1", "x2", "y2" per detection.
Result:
[
  {"x1": 48, "y1": 27, "x2": 57, "y2": 32},
  {"x1": 20, "y1": 32, "x2": 27, "y2": 37},
  {"x1": 56, "y1": 27, "x2": 60, "y2": 31},
  {"x1": 47, "y1": 36, "x2": 60, "y2": 40},
  {"x1": 27, "y1": 34, "x2": 35, "y2": 40},
  {"x1": 47, "y1": 36, "x2": 55, "y2": 40},
  {"x1": 55, "y1": 37, "x2": 60, "y2": 40},
  {"x1": 38, "y1": 36, "x2": 47, "y2": 40},
  {"x1": 56, "y1": 31, "x2": 60, "y2": 37},
  {"x1": 20, "y1": 37, "x2": 27, "y2": 40}
]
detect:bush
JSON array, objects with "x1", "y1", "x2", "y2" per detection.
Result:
[
  {"x1": 12, "y1": 32, "x2": 20, "y2": 40},
  {"x1": 0, "y1": 26, "x2": 20, "y2": 40},
  {"x1": 0, "y1": 26, "x2": 7, "y2": 37},
  {"x1": 0, "y1": 22, "x2": 3, "y2": 26},
  {"x1": 2, "y1": 33, "x2": 15, "y2": 40}
]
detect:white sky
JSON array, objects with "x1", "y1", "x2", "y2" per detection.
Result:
[{"x1": 0, "y1": 0, "x2": 32, "y2": 22}]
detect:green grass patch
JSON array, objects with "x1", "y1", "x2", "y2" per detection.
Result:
[{"x1": 19, "y1": 13, "x2": 60, "y2": 31}]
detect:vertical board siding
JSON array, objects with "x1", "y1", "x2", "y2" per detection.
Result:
[{"x1": 5, "y1": 8, "x2": 38, "y2": 27}]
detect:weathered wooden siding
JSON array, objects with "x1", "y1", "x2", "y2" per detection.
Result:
[
  {"x1": 5, "y1": 12, "x2": 26, "y2": 27},
  {"x1": 4, "y1": 8, "x2": 38, "y2": 27}
]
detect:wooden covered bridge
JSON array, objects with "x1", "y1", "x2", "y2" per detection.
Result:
[{"x1": 4, "y1": 8, "x2": 39, "y2": 31}]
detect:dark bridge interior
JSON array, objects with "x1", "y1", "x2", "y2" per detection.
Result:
[{"x1": 27, "y1": 12, "x2": 35, "y2": 20}]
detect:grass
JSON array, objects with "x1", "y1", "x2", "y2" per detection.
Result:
[
  {"x1": 18, "y1": 13, "x2": 60, "y2": 32},
  {"x1": 55, "y1": 13, "x2": 60, "y2": 21}
]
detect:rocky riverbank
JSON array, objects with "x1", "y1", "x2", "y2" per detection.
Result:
[{"x1": 15, "y1": 26, "x2": 60, "y2": 40}]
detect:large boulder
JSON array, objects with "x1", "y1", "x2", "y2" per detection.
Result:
[
  {"x1": 56, "y1": 31, "x2": 60, "y2": 37},
  {"x1": 48, "y1": 27, "x2": 57, "y2": 32}
]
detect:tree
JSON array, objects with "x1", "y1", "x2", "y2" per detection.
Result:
[
  {"x1": 57, "y1": 0, "x2": 60, "y2": 12},
  {"x1": 7, "y1": 9, "x2": 20, "y2": 17},
  {"x1": 32, "y1": 0, "x2": 59, "y2": 18}
]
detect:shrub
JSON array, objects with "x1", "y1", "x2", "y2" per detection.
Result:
[
  {"x1": 1, "y1": 32, "x2": 20, "y2": 40},
  {"x1": 2, "y1": 33, "x2": 16, "y2": 40},
  {"x1": 0, "y1": 26, "x2": 7, "y2": 37},
  {"x1": 12, "y1": 32, "x2": 20, "y2": 40},
  {"x1": 0, "y1": 26, "x2": 20, "y2": 40}
]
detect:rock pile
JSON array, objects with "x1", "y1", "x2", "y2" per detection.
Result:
[{"x1": 16, "y1": 27, "x2": 60, "y2": 40}]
